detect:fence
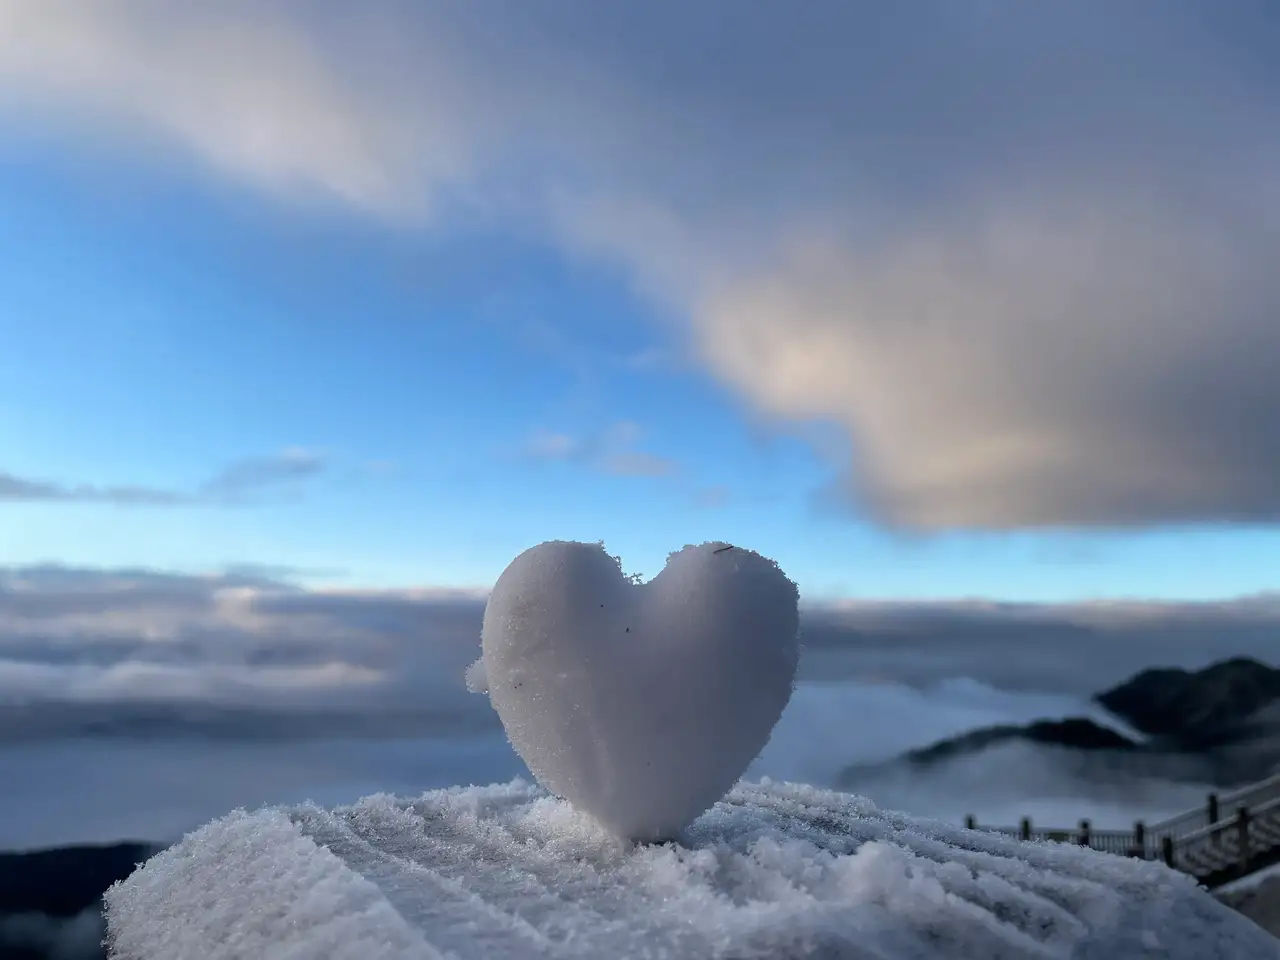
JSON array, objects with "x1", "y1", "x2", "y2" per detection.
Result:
[{"x1": 965, "y1": 770, "x2": 1280, "y2": 887}]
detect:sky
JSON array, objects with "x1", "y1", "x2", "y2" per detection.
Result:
[{"x1": 1, "y1": 1, "x2": 1279, "y2": 602}]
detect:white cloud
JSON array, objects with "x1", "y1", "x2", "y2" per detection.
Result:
[
  {"x1": 0, "y1": 657, "x2": 384, "y2": 704},
  {"x1": 0, "y1": 0, "x2": 478, "y2": 216}
]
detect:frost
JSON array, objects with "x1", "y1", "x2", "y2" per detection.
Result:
[
  {"x1": 463, "y1": 657, "x2": 487, "y2": 694},
  {"x1": 105, "y1": 780, "x2": 1278, "y2": 959},
  {"x1": 104, "y1": 807, "x2": 432, "y2": 960},
  {"x1": 475, "y1": 541, "x2": 800, "y2": 840}
]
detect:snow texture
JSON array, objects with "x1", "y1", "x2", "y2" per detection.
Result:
[
  {"x1": 105, "y1": 779, "x2": 1278, "y2": 959},
  {"x1": 475, "y1": 540, "x2": 800, "y2": 840}
]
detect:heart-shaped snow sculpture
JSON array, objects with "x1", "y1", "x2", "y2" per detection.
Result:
[{"x1": 475, "y1": 541, "x2": 799, "y2": 841}]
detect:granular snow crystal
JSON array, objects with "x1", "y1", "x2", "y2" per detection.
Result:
[{"x1": 105, "y1": 780, "x2": 1278, "y2": 959}]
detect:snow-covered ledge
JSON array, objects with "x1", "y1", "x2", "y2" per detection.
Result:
[{"x1": 105, "y1": 779, "x2": 1277, "y2": 959}]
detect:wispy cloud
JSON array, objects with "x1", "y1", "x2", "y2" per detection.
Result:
[
  {"x1": 218, "y1": 562, "x2": 348, "y2": 583},
  {"x1": 0, "y1": 472, "x2": 189, "y2": 506},
  {"x1": 692, "y1": 485, "x2": 731, "y2": 509},
  {"x1": 521, "y1": 430, "x2": 581, "y2": 462},
  {"x1": 598, "y1": 451, "x2": 677, "y2": 478},
  {"x1": 622, "y1": 347, "x2": 684, "y2": 375},
  {"x1": 521, "y1": 421, "x2": 679, "y2": 479},
  {"x1": 359, "y1": 459, "x2": 399, "y2": 478},
  {"x1": 201, "y1": 447, "x2": 326, "y2": 499},
  {"x1": 1, "y1": 448, "x2": 328, "y2": 507}
]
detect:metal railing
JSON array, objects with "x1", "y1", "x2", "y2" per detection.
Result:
[{"x1": 964, "y1": 770, "x2": 1280, "y2": 886}]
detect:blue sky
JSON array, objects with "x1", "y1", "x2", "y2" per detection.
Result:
[{"x1": 1, "y1": 2, "x2": 1278, "y2": 602}]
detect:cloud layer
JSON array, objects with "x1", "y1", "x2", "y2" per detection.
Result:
[
  {"x1": 0, "y1": 565, "x2": 492, "y2": 740},
  {"x1": 0, "y1": 448, "x2": 327, "y2": 506},
  {"x1": 2, "y1": 2, "x2": 1278, "y2": 527},
  {"x1": 4, "y1": 564, "x2": 1277, "y2": 734},
  {"x1": 1, "y1": 563, "x2": 1276, "y2": 845}
]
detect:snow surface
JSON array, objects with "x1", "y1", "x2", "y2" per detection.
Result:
[
  {"x1": 1218, "y1": 861, "x2": 1280, "y2": 896},
  {"x1": 105, "y1": 779, "x2": 1278, "y2": 959},
  {"x1": 475, "y1": 541, "x2": 799, "y2": 840}
]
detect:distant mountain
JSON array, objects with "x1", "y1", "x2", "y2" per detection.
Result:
[
  {"x1": 0, "y1": 842, "x2": 157, "y2": 960},
  {"x1": 0, "y1": 842, "x2": 155, "y2": 917},
  {"x1": 905, "y1": 717, "x2": 1137, "y2": 766},
  {"x1": 1095, "y1": 657, "x2": 1280, "y2": 748},
  {"x1": 849, "y1": 657, "x2": 1280, "y2": 786}
]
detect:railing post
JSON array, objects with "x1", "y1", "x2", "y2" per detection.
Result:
[
  {"x1": 1162, "y1": 836, "x2": 1175, "y2": 868},
  {"x1": 1237, "y1": 806, "x2": 1251, "y2": 876},
  {"x1": 1130, "y1": 820, "x2": 1146, "y2": 858},
  {"x1": 1078, "y1": 819, "x2": 1091, "y2": 847},
  {"x1": 1020, "y1": 817, "x2": 1032, "y2": 841},
  {"x1": 1207, "y1": 792, "x2": 1219, "y2": 825},
  {"x1": 964, "y1": 814, "x2": 975, "y2": 830}
]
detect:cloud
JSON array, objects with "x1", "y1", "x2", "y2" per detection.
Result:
[
  {"x1": 696, "y1": 197, "x2": 1280, "y2": 528},
  {"x1": 4, "y1": 562, "x2": 1276, "y2": 729},
  {"x1": 521, "y1": 421, "x2": 679, "y2": 478},
  {"x1": 623, "y1": 347, "x2": 677, "y2": 373},
  {"x1": 0, "y1": 906, "x2": 105, "y2": 960},
  {"x1": 1, "y1": 448, "x2": 327, "y2": 507},
  {"x1": 0, "y1": 0, "x2": 479, "y2": 217},
  {"x1": 2, "y1": 3, "x2": 1278, "y2": 527},
  {"x1": 0, "y1": 658, "x2": 384, "y2": 706},
  {"x1": 796, "y1": 593, "x2": 1280, "y2": 694},
  {"x1": 598, "y1": 451, "x2": 677, "y2": 478},
  {"x1": 0, "y1": 472, "x2": 188, "y2": 505},
  {"x1": 521, "y1": 430, "x2": 581, "y2": 462},
  {"x1": 201, "y1": 447, "x2": 326, "y2": 498},
  {"x1": 219, "y1": 562, "x2": 347, "y2": 582},
  {"x1": 692, "y1": 486, "x2": 730, "y2": 509},
  {"x1": 360, "y1": 459, "x2": 399, "y2": 478},
  {"x1": 2, "y1": 563, "x2": 1276, "y2": 845},
  {"x1": 0, "y1": 564, "x2": 491, "y2": 736},
  {"x1": 751, "y1": 675, "x2": 1140, "y2": 785}
]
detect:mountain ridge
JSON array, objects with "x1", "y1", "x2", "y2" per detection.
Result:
[{"x1": 844, "y1": 657, "x2": 1280, "y2": 786}]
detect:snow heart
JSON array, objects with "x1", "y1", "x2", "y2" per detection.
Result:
[{"x1": 472, "y1": 541, "x2": 799, "y2": 841}]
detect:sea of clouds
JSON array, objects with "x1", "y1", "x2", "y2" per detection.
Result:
[{"x1": 2, "y1": 565, "x2": 1278, "y2": 848}]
